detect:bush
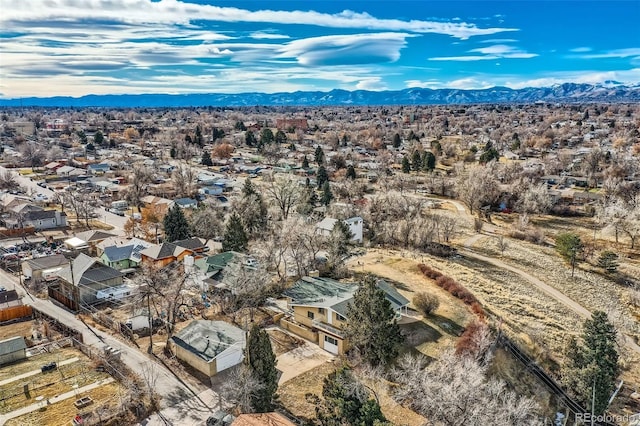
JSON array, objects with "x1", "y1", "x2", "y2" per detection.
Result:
[
  {"x1": 413, "y1": 292, "x2": 440, "y2": 316},
  {"x1": 418, "y1": 264, "x2": 485, "y2": 318}
]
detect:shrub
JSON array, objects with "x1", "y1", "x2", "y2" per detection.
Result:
[
  {"x1": 419, "y1": 264, "x2": 485, "y2": 318},
  {"x1": 455, "y1": 321, "x2": 491, "y2": 359},
  {"x1": 413, "y1": 292, "x2": 440, "y2": 316}
]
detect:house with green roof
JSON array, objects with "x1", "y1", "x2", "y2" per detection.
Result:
[{"x1": 281, "y1": 276, "x2": 409, "y2": 355}]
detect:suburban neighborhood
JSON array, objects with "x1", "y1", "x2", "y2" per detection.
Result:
[{"x1": 0, "y1": 101, "x2": 638, "y2": 426}]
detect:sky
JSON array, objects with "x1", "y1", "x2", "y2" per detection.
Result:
[{"x1": 0, "y1": 0, "x2": 639, "y2": 98}]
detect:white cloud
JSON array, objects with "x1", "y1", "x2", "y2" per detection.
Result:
[
  {"x1": 249, "y1": 31, "x2": 290, "y2": 40},
  {"x1": 570, "y1": 47, "x2": 592, "y2": 53},
  {"x1": 355, "y1": 77, "x2": 387, "y2": 91},
  {"x1": 0, "y1": 0, "x2": 517, "y2": 39},
  {"x1": 430, "y1": 44, "x2": 537, "y2": 61},
  {"x1": 279, "y1": 33, "x2": 411, "y2": 66},
  {"x1": 577, "y1": 48, "x2": 640, "y2": 59}
]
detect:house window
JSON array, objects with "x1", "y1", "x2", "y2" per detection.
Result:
[
  {"x1": 336, "y1": 313, "x2": 346, "y2": 322},
  {"x1": 307, "y1": 311, "x2": 315, "y2": 320},
  {"x1": 318, "y1": 308, "x2": 325, "y2": 315},
  {"x1": 324, "y1": 335, "x2": 338, "y2": 345}
]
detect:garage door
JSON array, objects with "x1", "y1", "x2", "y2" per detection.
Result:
[
  {"x1": 216, "y1": 348, "x2": 243, "y2": 373},
  {"x1": 323, "y1": 335, "x2": 339, "y2": 355}
]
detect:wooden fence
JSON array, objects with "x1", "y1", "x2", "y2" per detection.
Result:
[{"x1": 0, "y1": 304, "x2": 33, "y2": 323}]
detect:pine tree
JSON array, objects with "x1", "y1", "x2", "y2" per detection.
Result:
[
  {"x1": 321, "y1": 181, "x2": 333, "y2": 206},
  {"x1": 222, "y1": 213, "x2": 248, "y2": 252},
  {"x1": 245, "y1": 131, "x2": 257, "y2": 147},
  {"x1": 412, "y1": 150, "x2": 422, "y2": 171},
  {"x1": 260, "y1": 128, "x2": 274, "y2": 145},
  {"x1": 345, "y1": 275, "x2": 404, "y2": 366},
  {"x1": 421, "y1": 151, "x2": 436, "y2": 171},
  {"x1": 302, "y1": 155, "x2": 310, "y2": 169},
  {"x1": 170, "y1": 146, "x2": 177, "y2": 159},
  {"x1": 163, "y1": 204, "x2": 190, "y2": 242},
  {"x1": 597, "y1": 251, "x2": 619, "y2": 273},
  {"x1": 275, "y1": 130, "x2": 287, "y2": 144},
  {"x1": 346, "y1": 165, "x2": 356, "y2": 180},
  {"x1": 244, "y1": 324, "x2": 278, "y2": 412},
  {"x1": 242, "y1": 178, "x2": 257, "y2": 197},
  {"x1": 392, "y1": 133, "x2": 402, "y2": 148},
  {"x1": 565, "y1": 311, "x2": 620, "y2": 415},
  {"x1": 201, "y1": 151, "x2": 213, "y2": 166},
  {"x1": 93, "y1": 130, "x2": 104, "y2": 145},
  {"x1": 317, "y1": 165, "x2": 329, "y2": 189},
  {"x1": 401, "y1": 156, "x2": 411, "y2": 174},
  {"x1": 315, "y1": 146, "x2": 325, "y2": 165},
  {"x1": 315, "y1": 366, "x2": 387, "y2": 426}
]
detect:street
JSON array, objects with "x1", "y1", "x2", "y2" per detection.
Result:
[
  {"x1": 0, "y1": 165, "x2": 129, "y2": 234},
  {"x1": 0, "y1": 267, "x2": 218, "y2": 424}
]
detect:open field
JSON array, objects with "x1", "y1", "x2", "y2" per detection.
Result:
[{"x1": 0, "y1": 320, "x2": 33, "y2": 342}]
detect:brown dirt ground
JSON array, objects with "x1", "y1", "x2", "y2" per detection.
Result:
[
  {"x1": 0, "y1": 347, "x2": 81, "y2": 382},
  {"x1": 0, "y1": 320, "x2": 34, "y2": 342},
  {"x1": 267, "y1": 329, "x2": 303, "y2": 356},
  {"x1": 278, "y1": 361, "x2": 335, "y2": 421},
  {"x1": 5, "y1": 381, "x2": 125, "y2": 426}
]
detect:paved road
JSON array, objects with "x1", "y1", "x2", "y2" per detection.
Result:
[
  {"x1": 0, "y1": 268, "x2": 217, "y2": 423},
  {"x1": 0, "y1": 166, "x2": 128, "y2": 234}
]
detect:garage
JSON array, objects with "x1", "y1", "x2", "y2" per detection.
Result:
[{"x1": 322, "y1": 334, "x2": 339, "y2": 355}]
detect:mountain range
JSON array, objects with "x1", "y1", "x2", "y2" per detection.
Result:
[{"x1": 1, "y1": 83, "x2": 639, "y2": 108}]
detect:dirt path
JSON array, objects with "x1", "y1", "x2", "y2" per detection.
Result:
[{"x1": 460, "y1": 236, "x2": 640, "y2": 356}]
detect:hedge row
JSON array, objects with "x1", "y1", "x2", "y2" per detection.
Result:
[{"x1": 418, "y1": 264, "x2": 485, "y2": 319}]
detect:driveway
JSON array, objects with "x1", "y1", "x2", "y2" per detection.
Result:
[{"x1": 276, "y1": 340, "x2": 334, "y2": 385}]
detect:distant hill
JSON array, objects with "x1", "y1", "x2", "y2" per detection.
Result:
[{"x1": 1, "y1": 83, "x2": 639, "y2": 107}]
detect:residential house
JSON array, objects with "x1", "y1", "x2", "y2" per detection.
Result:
[
  {"x1": 191, "y1": 251, "x2": 254, "y2": 291},
  {"x1": 51, "y1": 253, "x2": 124, "y2": 310},
  {"x1": 73, "y1": 230, "x2": 117, "y2": 256},
  {"x1": 22, "y1": 254, "x2": 68, "y2": 282},
  {"x1": 139, "y1": 242, "x2": 195, "y2": 268},
  {"x1": 0, "y1": 290, "x2": 23, "y2": 309},
  {"x1": 174, "y1": 197, "x2": 198, "y2": 209},
  {"x1": 171, "y1": 320, "x2": 245, "y2": 377},
  {"x1": 0, "y1": 337, "x2": 27, "y2": 366},
  {"x1": 56, "y1": 165, "x2": 85, "y2": 178},
  {"x1": 87, "y1": 163, "x2": 110, "y2": 175},
  {"x1": 99, "y1": 243, "x2": 147, "y2": 271},
  {"x1": 281, "y1": 276, "x2": 409, "y2": 355},
  {"x1": 316, "y1": 216, "x2": 364, "y2": 243},
  {"x1": 17, "y1": 210, "x2": 67, "y2": 231}
]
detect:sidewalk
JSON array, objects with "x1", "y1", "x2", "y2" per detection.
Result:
[
  {"x1": 0, "y1": 377, "x2": 115, "y2": 425},
  {"x1": 0, "y1": 357, "x2": 79, "y2": 386}
]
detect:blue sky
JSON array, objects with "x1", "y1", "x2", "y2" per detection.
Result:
[{"x1": 0, "y1": 0, "x2": 638, "y2": 97}]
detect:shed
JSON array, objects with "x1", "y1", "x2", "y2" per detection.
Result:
[
  {"x1": 171, "y1": 320, "x2": 245, "y2": 377},
  {"x1": 0, "y1": 336, "x2": 27, "y2": 366}
]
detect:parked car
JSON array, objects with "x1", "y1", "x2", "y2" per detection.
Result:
[{"x1": 41, "y1": 362, "x2": 57, "y2": 373}]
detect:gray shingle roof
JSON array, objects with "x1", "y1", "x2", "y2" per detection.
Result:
[
  {"x1": 172, "y1": 320, "x2": 245, "y2": 362},
  {"x1": 0, "y1": 336, "x2": 26, "y2": 356},
  {"x1": 25, "y1": 254, "x2": 68, "y2": 270},
  {"x1": 103, "y1": 245, "x2": 134, "y2": 262}
]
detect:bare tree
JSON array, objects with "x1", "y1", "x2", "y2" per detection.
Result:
[
  {"x1": 264, "y1": 175, "x2": 301, "y2": 220},
  {"x1": 172, "y1": 163, "x2": 196, "y2": 199},
  {"x1": 0, "y1": 171, "x2": 18, "y2": 190},
  {"x1": 188, "y1": 206, "x2": 223, "y2": 244},
  {"x1": 221, "y1": 365, "x2": 264, "y2": 414},
  {"x1": 454, "y1": 163, "x2": 500, "y2": 216},
  {"x1": 125, "y1": 165, "x2": 152, "y2": 210},
  {"x1": 19, "y1": 142, "x2": 45, "y2": 171},
  {"x1": 392, "y1": 351, "x2": 542, "y2": 426}
]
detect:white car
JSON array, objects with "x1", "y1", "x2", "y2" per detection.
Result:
[{"x1": 33, "y1": 193, "x2": 49, "y2": 202}]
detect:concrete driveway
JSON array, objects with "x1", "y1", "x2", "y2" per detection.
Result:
[{"x1": 276, "y1": 340, "x2": 334, "y2": 385}]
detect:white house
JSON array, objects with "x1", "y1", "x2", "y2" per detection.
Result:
[
  {"x1": 171, "y1": 320, "x2": 245, "y2": 377},
  {"x1": 316, "y1": 216, "x2": 363, "y2": 244}
]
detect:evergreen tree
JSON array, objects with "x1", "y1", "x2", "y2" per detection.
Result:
[
  {"x1": 212, "y1": 127, "x2": 225, "y2": 141},
  {"x1": 411, "y1": 150, "x2": 422, "y2": 171},
  {"x1": 317, "y1": 165, "x2": 329, "y2": 189},
  {"x1": 201, "y1": 151, "x2": 213, "y2": 166},
  {"x1": 392, "y1": 133, "x2": 402, "y2": 149},
  {"x1": 315, "y1": 366, "x2": 387, "y2": 426},
  {"x1": 555, "y1": 232, "x2": 583, "y2": 277},
  {"x1": 260, "y1": 128, "x2": 274, "y2": 145},
  {"x1": 275, "y1": 130, "x2": 287, "y2": 144},
  {"x1": 245, "y1": 131, "x2": 257, "y2": 147},
  {"x1": 597, "y1": 251, "x2": 619, "y2": 273},
  {"x1": 346, "y1": 165, "x2": 357, "y2": 180},
  {"x1": 244, "y1": 324, "x2": 278, "y2": 412},
  {"x1": 170, "y1": 146, "x2": 177, "y2": 159},
  {"x1": 93, "y1": 130, "x2": 104, "y2": 145},
  {"x1": 195, "y1": 125, "x2": 204, "y2": 146},
  {"x1": 242, "y1": 178, "x2": 257, "y2": 197},
  {"x1": 565, "y1": 311, "x2": 620, "y2": 415},
  {"x1": 401, "y1": 156, "x2": 411, "y2": 174},
  {"x1": 163, "y1": 204, "x2": 190, "y2": 242},
  {"x1": 222, "y1": 213, "x2": 248, "y2": 252},
  {"x1": 302, "y1": 155, "x2": 310, "y2": 169},
  {"x1": 234, "y1": 121, "x2": 247, "y2": 131},
  {"x1": 421, "y1": 151, "x2": 436, "y2": 171},
  {"x1": 321, "y1": 181, "x2": 333, "y2": 206},
  {"x1": 315, "y1": 146, "x2": 325, "y2": 165},
  {"x1": 345, "y1": 275, "x2": 404, "y2": 366}
]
